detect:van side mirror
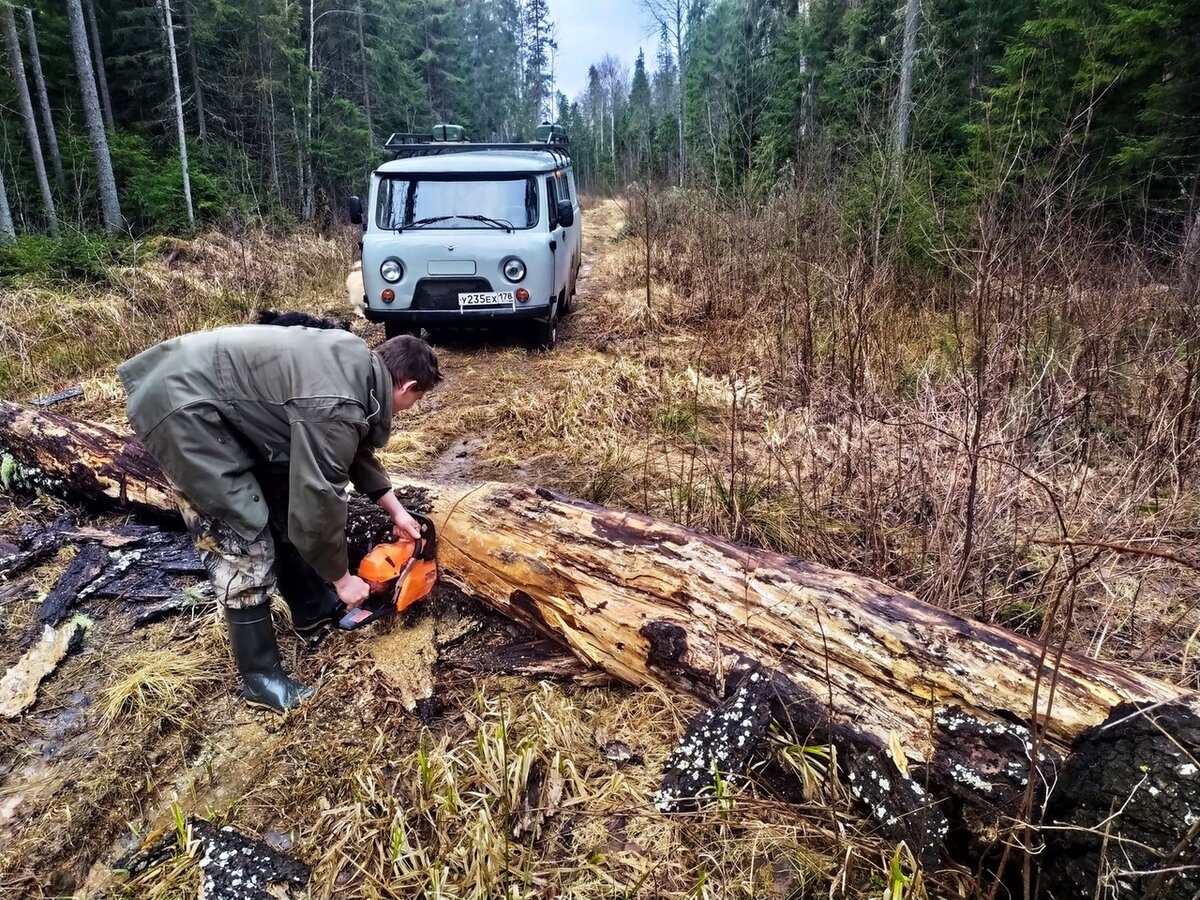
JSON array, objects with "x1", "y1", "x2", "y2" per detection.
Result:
[
  {"x1": 347, "y1": 195, "x2": 363, "y2": 226},
  {"x1": 556, "y1": 199, "x2": 574, "y2": 229}
]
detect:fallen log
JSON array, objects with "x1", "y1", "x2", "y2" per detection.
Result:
[{"x1": 3, "y1": 399, "x2": 1199, "y2": 895}]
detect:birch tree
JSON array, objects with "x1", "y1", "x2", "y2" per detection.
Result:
[
  {"x1": 0, "y1": 164, "x2": 14, "y2": 240},
  {"x1": 21, "y1": 7, "x2": 64, "y2": 193},
  {"x1": 67, "y1": 0, "x2": 122, "y2": 235},
  {"x1": 161, "y1": 0, "x2": 194, "y2": 224},
  {"x1": 2, "y1": 1, "x2": 59, "y2": 238},
  {"x1": 894, "y1": 0, "x2": 920, "y2": 160},
  {"x1": 82, "y1": 0, "x2": 113, "y2": 131}
]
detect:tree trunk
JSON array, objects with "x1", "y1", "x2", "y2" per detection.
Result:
[
  {"x1": 0, "y1": 163, "x2": 14, "y2": 240},
  {"x1": 21, "y1": 8, "x2": 65, "y2": 194},
  {"x1": 675, "y1": 1, "x2": 684, "y2": 186},
  {"x1": 82, "y1": 0, "x2": 113, "y2": 132},
  {"x1": 180, "y1": 0, "x2": 207, "y2": 143},
  {"x1": 66, "y1": 0, "x2": 122, "y2": 235},
  {"x1": 1, "y1": 399, "x2": 1197, "y2": 894},
  {"x1": 797, "y1": 0, "x2": 812, "y2": 146},
  {"x1": 303, "y1": 0, "x2": 316, "y2": 221},
  {"x1": 2, "y1": 2, "x2": 59, "y2": 238},
  {"x1": 356, "y1": 0, "x2": 373, "y2": 140},
  {"x1": 894, "y1": 0, "x2": 920, "y2": 162},
  {"x1": 267, "y1": 65, "x2": 280, "y2": 202},
  {"x1": 160, "y1": 0, "x2": 194, "y2": 225},
  {"x1": 291, "y1": 102, "x2": 305, "y2": 219}
]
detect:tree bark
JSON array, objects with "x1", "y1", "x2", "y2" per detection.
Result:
[
  {"x1": 160, "y1": 0, "x2": 194, "y2": 225},
  {"x1": 0, "y1": 163, "x2": 13, "y2": 240},
  {"x1": 303, "y1": 0, "x2": 316, "y2": 221},
  {"x1": 894, "y1": 0, "x2": 920, "y2": 163},
  {"x1": 1, "y1": 399, "x2": 1197, "y2": 891},
  {"x1": 675, "y1": 0, "x2": 684, "y2": 186},
  {"x1": 2, "y1": 1, "x2": 59, "y2": 238},
  {"x1": 82, "y1": 0, "x2": 113, "y2": 132},
  {"x1": 66, "y1": 0, "x2": 122, "y2": 235},
  {"x1": 21, "y1": 7, "x2": 66, "y2": 194},
  {"x1": 356, "y1": 0, "x2": 373, "y2": 140},
  {"x1": 797, "y1": 0, "x2": 812, "y2": 145},
  {"x1": 180, "y1": 0, "x2": 207, "y2": 143}
]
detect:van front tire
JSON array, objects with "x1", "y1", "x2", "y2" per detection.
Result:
[{"x1": 531, "y1": 315, "x2": 558, "y2": 352}]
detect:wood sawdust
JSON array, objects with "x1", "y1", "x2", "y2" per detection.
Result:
[
  {"x1": 369, "y1": 614, "x2": 438, "y2": 711},
  {"x1": 367, "y1": 600, "x2": 480, "y2": 711}
]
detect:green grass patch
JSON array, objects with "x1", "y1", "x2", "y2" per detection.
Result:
[{"x1": 0, "y1": 232, "x2": 139, "y2": 285}]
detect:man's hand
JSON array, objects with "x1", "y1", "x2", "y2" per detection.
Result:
[
  {"x1": 390, "y1": 506, "x2": 421, "y2": 541},
  {"x1": 333, "y1": 572, "x2": 371, "y2": 608},
  {"x1": 377, "y1": 491, "x2": 421, "y2": 540}
]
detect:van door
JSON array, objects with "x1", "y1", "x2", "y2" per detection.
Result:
[
  {"x1": 558, "y1": 169, "x2": 581, "y2": 287},
  {"x1": 545, "y1": 175, "x2": 567, "y2": 304}
]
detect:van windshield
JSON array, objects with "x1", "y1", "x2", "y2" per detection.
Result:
[{"x1": 377, "y1": 176, "x2": 538, "y2": 230}]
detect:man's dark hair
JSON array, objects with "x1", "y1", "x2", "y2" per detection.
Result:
[
  {"x1": 257, "y1": 309, "x2": 351, "y2": 331},
  {"x1": 376, "y1": 335, "x2": 442, "y2": 392}
]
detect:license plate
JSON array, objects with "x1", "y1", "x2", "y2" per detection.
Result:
[{"x1": 458, "y1": 291, "x2": 514, "y2": 308}]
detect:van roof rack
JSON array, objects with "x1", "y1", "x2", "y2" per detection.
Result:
[{"x1": 383, "y1": 134, "x2": 572, "y2": 167}]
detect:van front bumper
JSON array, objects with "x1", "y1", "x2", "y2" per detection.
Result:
[{"x1": 365, "y1": 303, "x2": 554, "y2": 327}]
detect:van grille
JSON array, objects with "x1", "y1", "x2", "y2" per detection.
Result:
[{"x1": 411, "y1": 277, "x2": 494, "y2": 310}]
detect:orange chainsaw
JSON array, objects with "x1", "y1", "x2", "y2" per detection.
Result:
[{"x1": 336, "y1": 512, "x2": 438, "y2": 630}]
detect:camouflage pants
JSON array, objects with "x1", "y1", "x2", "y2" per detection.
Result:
[{"x1": 175, "y1": 491, "x2": 277, "y2": 610}]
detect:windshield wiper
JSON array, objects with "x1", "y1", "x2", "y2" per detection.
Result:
[
  {"x1": 401, "y1": 214, "x2": 515, "y2": 232},
  {"x1": 402, "y1": 216, "x2": 455, "y2": 230},
  {"x1": 458, "y1": 214, "x2": 515, "y2": 232}
]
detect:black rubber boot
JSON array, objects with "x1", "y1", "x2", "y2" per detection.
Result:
[
  {"x1": 273, "y1": 543, "x2": 343, "y2": 637},
  {"x1": 225, "y1": 605, "x2": 315, "y2": 712}
]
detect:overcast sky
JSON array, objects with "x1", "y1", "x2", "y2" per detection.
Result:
[{"x1": 545, "y1": 0, "x2": 659, "y2": 102}]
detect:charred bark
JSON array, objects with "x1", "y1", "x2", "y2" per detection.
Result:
[{"x1": 38, "y1": 543, "x2": 108, "y2": 624}]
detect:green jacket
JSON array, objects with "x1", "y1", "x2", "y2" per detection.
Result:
[{"x1": 118, "y1": 325, "x2": 394, "y2": 581}]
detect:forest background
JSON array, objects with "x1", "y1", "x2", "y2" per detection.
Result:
[{"x1": 1, "y1": 0, "x2": 1196, "y2": 252}]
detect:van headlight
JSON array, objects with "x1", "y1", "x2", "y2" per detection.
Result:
[
  {"x1": 380, "y1": 258, "x2": 404, "y2": 283},
  {"x1": 502, "y1": 257, "x2": 526, "y2": 283}
]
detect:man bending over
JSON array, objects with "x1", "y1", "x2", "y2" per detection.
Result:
[{"x1": 118, "y1": 326, "x2": 441, "y2": 712}]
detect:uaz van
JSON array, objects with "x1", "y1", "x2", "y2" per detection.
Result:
[{"x1": 349, "y1": 124, "x2": 582, "y2": 350}]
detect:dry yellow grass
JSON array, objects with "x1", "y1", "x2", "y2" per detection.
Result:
[
  {"x1": 9, "y1": 195, "x2": 1190, "y2": 900},
  {"x1": 100, "y1": 648, "x2": 219, "y2": 731},
  {"x1": 0, "y1": 228, "x2": 353, "y2": 418}
]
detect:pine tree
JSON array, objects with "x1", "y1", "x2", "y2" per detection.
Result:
[
  {"x1": 626, "y1": 48, "x2": 653, "y2": 178},
  {"x1": 355, "y1": 0, "x2": 372, "y2": 138},
  {"x1": 83, "y1": 0, "x2": 114, "y2": 130},
  {"x1": 894, "y1": 0, "x2": 921, "y2": 162},
  {"x1": 21, "y1": 7, "x2": 65, "y2": 193},
  {"x1": 650, "y1": 27, "x2": 678, "y2": 182},
  {"x1": 987, "y1": 0, "x2": 1200, "y2": 224},
  {"x1": 522, "y1": 0, "x2": 555, "y2": 130},
  {"x1": 2, "y1": 1, "x2": 59, "y2": 237},
  {"x1": 179, "y1": 0, "x2": 207, "y2": 142},
  {"x1": 67, "y1": 0, "x2": 123, "y2": 234}
]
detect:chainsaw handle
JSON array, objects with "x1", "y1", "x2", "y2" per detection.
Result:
[{"x1": 410, "y1": 512, "x2": 437, "y2": 560}]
